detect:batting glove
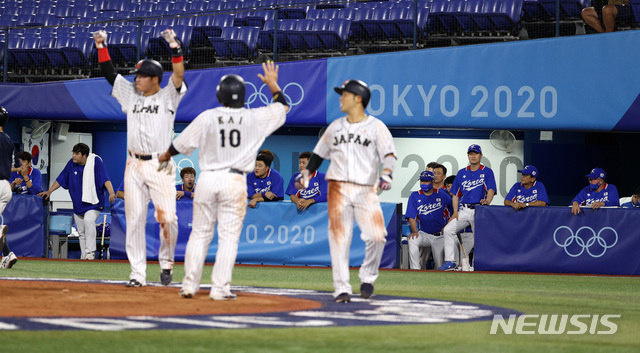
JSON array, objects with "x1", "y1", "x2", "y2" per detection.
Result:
[
  {"x1": 157, "y1": 160, "x2": 174, "y2": 175},
  {"x1": 92, "y1": 30, "x2": 108, "y2": 49},
  {"x1": 378, "y1": 172, "x2": 392, "y2": 191},
  {"x1": 294, "y1": 170, "x2": 310, "y2": 190}
]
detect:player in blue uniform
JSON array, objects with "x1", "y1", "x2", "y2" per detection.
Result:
[
  {"x1": 405, "y1": 171, "x2": 452, "y2": 270},
  {"x1": 0, "y1": 106, "x2": 21, "y2": 269},
  {"x1": 176, "y1": 166, "x2": 196, "y2": 200},
  {"x1": 504, "y1": 165, "x2": 549, "y2": 210},
  {"x1": 621, "y1": 187, "x2": 640, "y2": 209},
  {"x1": 9, "y1": 152, "x2": 42, "y2": 195},
  {"x1": 247, "y1": 151, "x2": 284, "y2": 208},
  {"x1": 439, "y1": 144, "x2": 496, "y2": 271},
  {"x1": 286, "y1": 151, "x2": 327, "y2": 210},
  {"x1": 571, "y1": 167, "x2": 619, "y2": 215},
  {"x1": 39, "y1": 143, "x2": 116, "y2": 260}
]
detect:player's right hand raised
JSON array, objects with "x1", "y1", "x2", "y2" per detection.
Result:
[{"x1": 92, "y1": 30, "x2": 108, "y2": 48}]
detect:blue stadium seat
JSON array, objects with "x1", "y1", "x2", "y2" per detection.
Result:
[
  {"x1": 306, "y1": 8, "x2": 324, "y2": 19},
  {"x1": 487, "y1": 0, "x2": 524, "y2": 32},
  {"x1": 317, "y1": 19, "x2": 351, "y2": 52},
  {"x1": 227, "y1": 26, "x2": 261, "y2": 60},
  {"x1": 245, "y1": 10, "x2": 275, "y2": 27},
  {"x1": 209, "y1": 27, "x2": 239, "y2": 60},
  {"x1": 433, "y1": 0, "x2": 466, "y2": 34},
  {"x1": 287, "y1": 19, "x2": 314, "y2": 52},
  {"x1": 349, "y1": 7, "x2": 374, "y2": 42},
  {"x1": 379, "y1": 6, "x2": 409, "y2": 40},
  {"x1": 361, "y1": 7, "x2": 391, "y2": 41}
]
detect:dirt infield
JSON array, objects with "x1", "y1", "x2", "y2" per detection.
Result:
[{"x1": 0, "y1": 280, "x2": 322, "y2": 318}]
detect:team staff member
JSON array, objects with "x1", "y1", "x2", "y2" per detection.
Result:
[
  {"x1": 93, "y1": 28, "x2": 186, "y2": 287},
  {"x1": 621, "y1": 187, "x2": 640, "y2": 209},
  {"x1": 247, "y1": 150, "x2": 284, "y2": 208},
  {"x1": 176, "y1": 167, "x2": 196, "y2": 200},
  {"x1": 39, "y1": 143, "x2": 116, "y2": 260},
  {"x1": 10, "y1": 152, "x2": 42, "y2": 195},
  {"x1": 286, "y1": 151, "x2": 327, "y2": 210},
  {"x1": 440, "y1": 144, "x2": 496, "y2": 271},
  {"x1": 571, "y1": 167, "x2": 619, "y2": 215},
  {"x1": 0, "y1": 106, "x2": 21, "y2": 269},
  {"x1": 159, "y1": 62, "x2": 289, "y2": 300},
  {"x1": 298, "y1": 79, "x2": 397, "y2": 303},
  {"x1": 406, "y1": 171, "x2": 452, "y2": 270},
  {"x1": 504, "y1": 165, "x2": 549, "y2": 210}
]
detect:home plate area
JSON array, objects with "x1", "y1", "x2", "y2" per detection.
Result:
[{"x1": 0, "y1": 278, "x2": 520, "y2": 331}]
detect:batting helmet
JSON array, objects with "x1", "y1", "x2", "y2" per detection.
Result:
[
  {"x1": 130, "y1": 59, "x2": 163, "y2": 77},
  {"x1": 217, "y1": 74, "x2": 246, "y2": 108},
  {"x1": 0, "y1": 106, "x2": 8, "y2": 127},
  {"x1": 334, "y1": 79, "x2": 371, "y2": 108}
]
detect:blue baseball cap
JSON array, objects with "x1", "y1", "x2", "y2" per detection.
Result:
[
  {"x1": 467, "y1": 144, "x2": 482, "y2": 154},
  {"x1": 586, "y1": 167, "x2": 606, "y2": 179},
  {"x1": 518, "y1": 165, "x2": 538, "y2": 177},
  {"x1": 419, "y1": 170, "x2": 434, "y2": 181}
]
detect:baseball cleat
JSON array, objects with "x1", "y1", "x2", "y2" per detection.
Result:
[
  {"x1": 334, "y1": 293, "x2": 351, "y2": 303},
  {"x1": 125, "y1": 279, "x2": 144, "y2": 287},
  {"x1": 438, "y1": 261, "x2": 457, "y2": 271},
  {"x1": 160, "y1": 269, "x2": 173, "y2": 285},
  {"x1": 360, "y1": 283, "x2": 374, "y2": 299},
  {"x1": 1, "y1": 252, "x2": 17, "y2": 269},
  {"x1": 210, "y1": 292, "x2": 237, "y2": 301},
  {"x1": 179, "y1": 290, "x2": 194, "y2": 298}
]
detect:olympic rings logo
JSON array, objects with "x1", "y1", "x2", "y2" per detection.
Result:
[
  {"x1": 553, "y1": 226, "x2": 618, "y2": 258},
  {"x1": 245, "y1": 81, "x2": 304, "y2": 113}
]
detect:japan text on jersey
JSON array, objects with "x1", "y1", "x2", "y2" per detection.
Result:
[{"x1": 332, "y1": 133, "x2": 371, "y2": 146}]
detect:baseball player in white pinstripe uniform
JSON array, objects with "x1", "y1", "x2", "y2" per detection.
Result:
[
  {"x1": 94, "y1": 29, "x2": 186, "y2": 287},
  {"x1": 159, "y1": 61, "x2": 289, "y2": 300},
  {"x1": 298, "y1": 80, "x2": 396, "y2": 303}
]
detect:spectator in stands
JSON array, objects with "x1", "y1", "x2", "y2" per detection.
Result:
[
  {"x1": 504, "y1": 165, "x2": 549, "y2": 210},
  {"x1": 571, "y1": 167, "x2": 620, "y2": 215},
  {"x1": 432, "y1": 163, "x2": 447, "y2": 191},
  {"x1": 38, "y1": 143, "x2": 116, "y2": 260},
  {"x1": 176, "y1": 167, "x2": 196, "y2": 200},
  {"x1": 9, "y1": 152, "x2": 42, "y2": 195},
  {"x1": 286, "y1": 151, "x2": 327, "y2": 210},
  {"x1": 582, "y1": 0, "x2": 631, "y2": 33},
  {"x1": 247, "y1": 149, "x2": 284, "y2": 208},
  {"x1": 406, "y1": 171, "x2": 452, "y2": 270},
  {"x1": 620, "y1": 187, "x2": 640, "y2": 208},
  {"x1": 444, "y1": 175, "x2": 456, "y2": 197}
]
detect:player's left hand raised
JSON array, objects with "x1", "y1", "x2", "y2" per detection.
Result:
[{"x1": 378, "y1": 172, "x2": 392, "y2": 191}]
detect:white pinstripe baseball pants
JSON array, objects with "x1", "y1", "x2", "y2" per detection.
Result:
[
  {"x1": 124, "y1": 157, "x2": 178, "y2": 285},
  {"x1": 181, "y1": 171, "x2": 247, "y2": 297},
  {"x1": 443, "y1": 206, "x2": 475, "y2": 263},
  {"x1": 327, "y1": 181, "x2": 387, "y2": 297}
]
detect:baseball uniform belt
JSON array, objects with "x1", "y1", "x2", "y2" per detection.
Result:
[
  {"x1": 128, "y1": 151, "x2": 159, "y2": 161},
  {"x1": 229, "y1": 168, "x2": 243, "y2": 175},
  {"x1": 462, "y1": 203, "x2": 478, "y2": 209},
  {"x1": 431, "y1": 232, "x2": 442, "y2": 236}
]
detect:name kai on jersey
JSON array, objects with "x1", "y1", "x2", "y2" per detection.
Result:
[{"x1": 333, "y1": 133, "x2": 371, "y2": 146}]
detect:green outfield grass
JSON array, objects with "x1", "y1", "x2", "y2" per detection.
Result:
[{"x1": 1, "y1": 260, "x2": 638, "y2": 353}]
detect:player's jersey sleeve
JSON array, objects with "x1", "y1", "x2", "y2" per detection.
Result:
[
  {"x1": 111, "y1": 75, "x2": 135, "y2": 113},
  {"x1": 405, "y1": 192, "x2": 419, "y2": 220},
  {"x1": 285, "y1": 173, "x2": 299, "y2": 196},
  {"x1": 56, "y1": 160, "x2": 73, "y2": 190},
  {"x1": 451, "y1": 169, "x2": 463, "y2": 198},
  {"x1": 536, "y1": 182, "x2": 550, "y2": 204},
  {"x1": 375, "y1": 120, "x2": 397, "y2": 160},
  {"x1": 571, "y1": 186, "x2": 589, "y2": 205},
  {"x1": 313, "y1": 172, "x2": 328, "y2": 203},
  {"x1": 246, "y1": 173, "x2": 257, "y2": 198},
  {"x1": 313, "y1": 120, "x2": 338, "y2": 160},
  {"x1": 252, "y1": 103, "x2": 287, "y2": 138},
  {"x1": 172, "y1": 112, "x2": 207, "y2": 156},
  {"x1": 271, "y1": 170, "x2": 285, "y2": 198},
  {"x1": 505, "y1": 183, "x2": 519, "y2": 202},
  {"x1": 26, "y1": 169, "x2": 42, "y2": 195},
  {"x1": 605, "y1": 185, "x2": 620, "y2": 206},
  {"x1": 484, "y1": 167, "x2": 497, "y2": 192}
]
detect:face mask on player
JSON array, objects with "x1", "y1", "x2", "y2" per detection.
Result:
[
  {"x1": 589, "y1": 181, "x2": 600, "y2": 191},
  {"x1": 420, "y1": 183, "x2": 433, "y2": 192}
]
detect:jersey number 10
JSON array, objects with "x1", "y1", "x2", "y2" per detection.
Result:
[{"x1": 220, "y1": 129, "x2": 241, "y2": 147}]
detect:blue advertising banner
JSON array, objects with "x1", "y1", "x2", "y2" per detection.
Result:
[
  {"x1": 0, "y1": 194, "x2": 45, "y2": 257},
  {"x1": 326, "y1": 31, "x2": 640, "y2": 131},
  {"x1": 475, "y1": 206, "x2": 640, "y2": 275},
  {"x1": 110, "y1": 199, "x2": 400, "y2": 268}
]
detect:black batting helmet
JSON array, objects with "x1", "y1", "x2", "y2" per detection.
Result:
[
  {"x1": 217, "y1": 74, "x2": 245, "y2": 108},
  {"x1": 334, "y1": 79, "x2": 371, "y2": 108},
  {"x1": 130, "y1": 59, "x2": 163, "y2": 77},
  {"x1": 0, "y1": 106, "x2": 8, "y2": 127}
]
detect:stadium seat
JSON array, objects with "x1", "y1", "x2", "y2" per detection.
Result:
[
  {"x1": 227, "y1": 26, "x2": 261, "y2": 60},
  {"x1": 350, "y1": 7, "x2": 374, "y2": 42},
  {"x1": 209, "y1": 27, "x2": 239, "y2": 60},
  {"x1": 487, "y1": 0, "x2": 524, "y2": 33},
  {"x1": 286, "y1": 19, "x2": 314, "y2": 52},
  {"x1": 361, "y1": 7, "x2": 391, "y2": 41},
  {"x1": 316, "y1": 19, "x2": 351, "y2": 52}
]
